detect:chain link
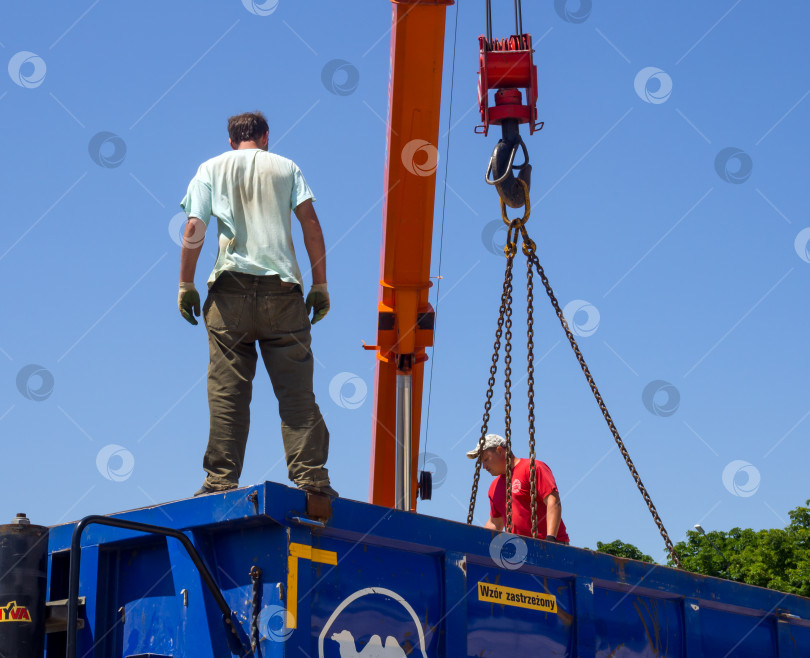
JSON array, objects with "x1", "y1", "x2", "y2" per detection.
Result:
[
  {"x1": 525, "y1": 250, "x2": 538, "y2": 539},
  {"x1": 503, "y1": 253, "x2": 515, "y2": 534},
  {"x1": 467, "y1": 249, "x2": 513, "y2": 525},
  {"x1": 523, "y1": 239, "x2": 681, "y2": 567},
  {"x1": 250, "y1": 565, "x2": 262, "y2": 654}
]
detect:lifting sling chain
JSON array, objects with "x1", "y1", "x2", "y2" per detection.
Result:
[{"x1": 466, "y1": 180, "x2": 682, "y2": 568}]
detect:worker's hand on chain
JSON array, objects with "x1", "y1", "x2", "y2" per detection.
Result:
[
  {"x1": 178, "y1": 282, "x2": 201, "y2": 325},
  {"x1": 306, "y1": 283, "x2": 330, "y2": 324}
]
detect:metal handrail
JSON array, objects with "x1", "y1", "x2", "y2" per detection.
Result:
[{"x1": 66, "y1": 514, "x2": 251, "y2": 658}]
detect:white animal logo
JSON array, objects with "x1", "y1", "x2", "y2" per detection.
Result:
[
  {"x1": 330, "y1": 630, "x2": 407, "y2": 657},
  {"x1": 318, "y1": 587, "x2": 428, "y2": 658}
]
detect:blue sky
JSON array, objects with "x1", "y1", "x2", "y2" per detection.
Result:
[{"x1": 1, "y1": 0, "x2": 809, "y2": 562}]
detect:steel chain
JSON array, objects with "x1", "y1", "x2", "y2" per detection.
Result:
[
  {"x1": 467, "y1": 250, "x2": 513, "y2": 525},
  {"x1": 524, "y1": 247, "x2": 539, "y2": 539},
  {"x1": 503, "y1": 250, "x2": 515, "y2": 534},
  {"x1": 250, "y1": 566, "x2": 262, "y2": 654},
  {"x1": 523, "y1": 241, "x2": 681, "y2": 567},
  {"x1": 471, "y1": 175, "x2": 680, "y2": 565}
]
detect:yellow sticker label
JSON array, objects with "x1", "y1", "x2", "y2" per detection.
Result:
[
  {"x1": 0, "y1": 601, "x2": 31, "y2": 623},
  {"x1": 477, "y1": 582, "x2": 557, "y2": 613}
]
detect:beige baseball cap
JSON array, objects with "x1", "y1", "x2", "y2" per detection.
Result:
[{"x1": 466, "y1": 433, "x2": 507, "y2": 459}]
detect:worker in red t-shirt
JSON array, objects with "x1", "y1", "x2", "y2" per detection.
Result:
[{"x1": 467, "y1": 433, "x2": 569, "y2": 543}]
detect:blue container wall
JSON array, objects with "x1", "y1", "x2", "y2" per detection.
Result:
[
  {"x1": 44, "y1": 482, "x2": 810, "y2": 658},
  {"x1": 467, "y1": 561, "x2": 575, "y2": 655},
  {"x1": 593, "y1": 587, "x2": 683, "y2": 656},
  {"x1": 308, "y1": 536, "x2": 443, "y2": 656}
]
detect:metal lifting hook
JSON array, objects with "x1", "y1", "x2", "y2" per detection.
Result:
[{"x1": 485, "y1": 116, "x2": 532, "y2": 208}]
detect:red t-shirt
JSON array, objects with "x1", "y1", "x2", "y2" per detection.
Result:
[{"x1": 489, "y1": 458, "x2": 569, "y2": 542}]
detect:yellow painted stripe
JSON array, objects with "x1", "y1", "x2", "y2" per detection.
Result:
[
  {"x1": 289, "y1": 542, "x2": 337, "y2": 564},
  {"x1": 289, "y1": 543, "x2": 312, "y2": 559},
  {"x1": 286, "y1": 555, "x2": 298, "y2": 629},
  {"x1": 285, "y1": 543, "x2": 337, "y2": 631},
  {"x1": 311, "y1": 548, "x2": 337, "y2": 565}
]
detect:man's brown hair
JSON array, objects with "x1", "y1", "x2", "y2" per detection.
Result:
[{"x1": 227, "y1": 111, "x2": 269, "y2": 145}]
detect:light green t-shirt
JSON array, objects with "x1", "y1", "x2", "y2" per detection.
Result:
[{"x1": 180, "y1": 149, "x2": 315, "y2": 286}]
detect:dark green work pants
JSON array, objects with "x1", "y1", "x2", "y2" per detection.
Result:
[{"x1": 201, "y1": 271, "x2": 330, "y2": 491}]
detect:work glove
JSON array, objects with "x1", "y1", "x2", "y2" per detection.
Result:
[
  {"x1": 178, "y1": 282, "x2": 201, "y2": 325},
  {"x1": 305, "y1": 283, "x2": 330, "y2": 324}
]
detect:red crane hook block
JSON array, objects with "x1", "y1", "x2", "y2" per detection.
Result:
[{"x1": 476, "y1": 34, "x2": 541, "y2": 137}]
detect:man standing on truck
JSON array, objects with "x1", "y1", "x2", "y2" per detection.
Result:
[
  {"x1": 468, "y1": 434, "x2": 569, "y2": 542},
  {"x1": 177, "y1": 111, "x2": 337, "y2": 499}
]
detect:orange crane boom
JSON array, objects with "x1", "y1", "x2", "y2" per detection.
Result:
[{"x1": 368, "y1": 0, "x2": 453, "y2": 509}]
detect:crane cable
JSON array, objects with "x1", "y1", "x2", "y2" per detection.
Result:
[
  {"x1": 467, "y1": 182, "x2": 682, "y2": 568},
  {"x1": 422, "y1": 0, "x2": 460, "y2": 477},
  {"x1": 485, "y1": 0, "x2": 524, "y2": 41}
]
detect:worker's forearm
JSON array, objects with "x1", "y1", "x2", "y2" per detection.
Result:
[
  {"x1": 301, "y1": 219, "x2": 327, "y2": 285},
  {"x1": 180, "y1": 245, "x2": 202, "y2": 282},
  {"x1": 485, "y1": 516, "x2": 504, "y2": 532},
  {"x1": 179, "y1": 219, "x2": 206, "y2": 282},
  {"x1": 546, "y1": 499, "x2": 562, "y2": 537}
]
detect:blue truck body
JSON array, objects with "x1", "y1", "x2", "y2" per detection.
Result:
[{"x1": 45, "y1": 481, "x2": 810, "y2": 657}]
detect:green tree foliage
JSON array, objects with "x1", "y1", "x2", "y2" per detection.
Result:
[
  {"x1": 667, "y1": 500, "x2": 810, "y2": 597},
  {"x1": 594, "y1": 539, "x2": 656, "y2": 564}
]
